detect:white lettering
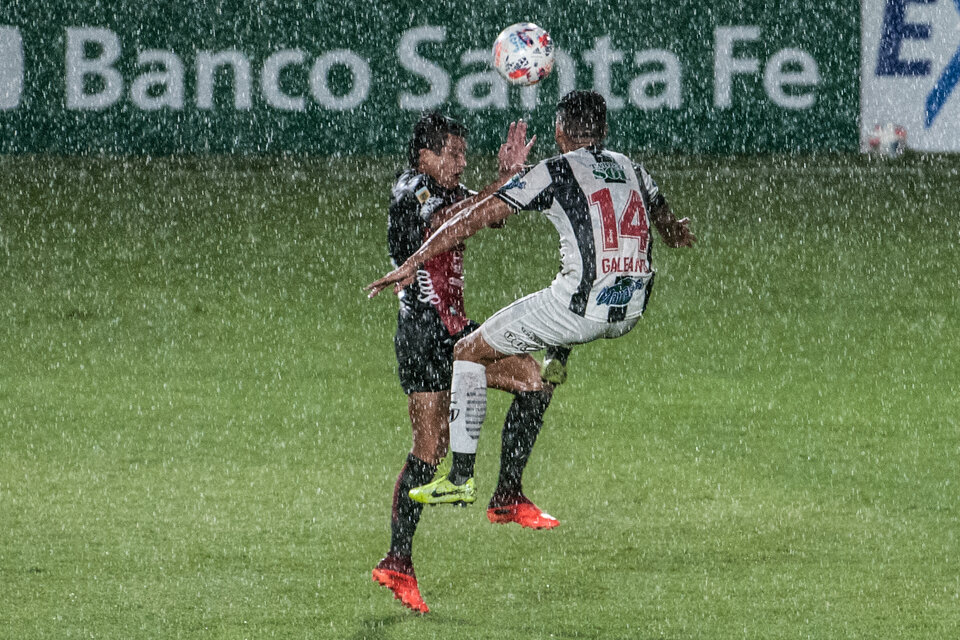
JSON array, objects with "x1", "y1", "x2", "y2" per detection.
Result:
[
  {"x1": 520, "y1": 84, "x2": 538, "y2": 111},
  {"x1": 714, "y1": 26, "x2": 760, "y2": 108},
  {"x1": 554, "y1": 49, "x2": 577, "y2": 101},
  {"x1": 262, "y1": 49, "x2": 306, "y2": 112},
  {"x1": 309, "y1": 49, "x2": 370, "y2": 110},
  {"x1": 130, "y1": 50, "x2": 184, "y2": 110},
  {"x1": 397, "y1": 26, "x2": 449, "y2": 110},
  {"x1": 0, "y1": 26, "x2": 24, "y2": 110},
  {"x1": 583, "y1": 35, "x2": 625, "y2": 109},
  {"x1": 456, "y1": 49, "x2": 507, "y2": 109},
  {"x1": 49, "y1": 25, "x2": 818, "y2": 120},
  {"x1": 196, "y1": 50, "x2": 252, "y2": 110},
  {"x1": 65, "y1": 27, "x2": 123, "y2": 110},
  {"x1": 764, "y1": 48, "x2": 819, "y2": 109},
  {"x1": 629, "y1": 49, "x2": 682, "y2": 109}
]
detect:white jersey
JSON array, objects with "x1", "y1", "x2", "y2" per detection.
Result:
[{"x1": 495, "y1": 146, "x2": 660, "y2": 322}]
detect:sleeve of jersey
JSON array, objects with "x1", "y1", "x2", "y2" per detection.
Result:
[
  {"x1": 633, "y1": 164, "x2": 660, "y2": 200},
  {"x1": 387, "y1": 192, "x2": 425, "y2": 266},
  {"x1": 494, "y1": 162, "x2": 555, "y2": 211},
  {"x1": 634, "y1": 163, "x2": 667, "y2": 211}
]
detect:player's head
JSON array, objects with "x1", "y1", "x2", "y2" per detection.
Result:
[
  {"x1": 555, "y1": 90, "x2": 607, "y2": 150},
  {"x1": 408, "y1": 111, "x2": 468, "y2": 188}
]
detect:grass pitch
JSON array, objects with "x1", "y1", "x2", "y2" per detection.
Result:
[{"x1": 1, "y1": 153, "x2": 958, "y2": 639}]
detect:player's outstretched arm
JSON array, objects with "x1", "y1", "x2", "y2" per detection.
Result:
[
  {"x1": 366, "y1": 262, "x2": 417, "y2": 299},
  {"x1": 650, "y1": 197, "x2": 696, "y2": 248},
  {"x1": 366, "y1": 196, "x2": 514, "y2": 299}
]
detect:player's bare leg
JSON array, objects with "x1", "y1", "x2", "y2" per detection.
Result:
[
  {"x1": 408, "y1": 391, "x2": 450, "y2": 465},
  {"x1": 485, "y1": 353, "x2": 543, "y2": 393},
  {"x1": 452, "y1": 327, "x2": 510, "y2": 367},
  {"x1": 459, "y1": 339, "x2": 557, "y2": 528}
]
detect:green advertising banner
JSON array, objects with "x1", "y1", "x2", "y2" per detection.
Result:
[{"x1": 0, "y1": 1, "x2": 859, "y2": 154}]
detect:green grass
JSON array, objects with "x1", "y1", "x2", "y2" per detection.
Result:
[{"x1": 1, "y1": 152, "x2": 958, "y2": 639}]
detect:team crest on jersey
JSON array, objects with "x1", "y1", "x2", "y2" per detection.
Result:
[
  {"x1": 503, "y1": 166, "x2": 532, "y2": 191},
  {"x1": 596, "y1": 276, "x2": 645, "y2": 306},
  {"x1": 503, "y1": 175, "x2": 526, "y2": 191},
  {"x1": 415, "y1": 186, "x2": 431, "y2": 203}
]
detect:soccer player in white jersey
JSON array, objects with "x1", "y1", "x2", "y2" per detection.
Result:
[{"x1": 367, "y1": 90, "x2": 695, "y2": 509}]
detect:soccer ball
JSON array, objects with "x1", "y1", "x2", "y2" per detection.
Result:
[
  {"x1": 492, "y1": 23, "x2": 555, "y2": 86},
  {"x1": 867, "y1": 123, "x2": 907, "y2": 157}
]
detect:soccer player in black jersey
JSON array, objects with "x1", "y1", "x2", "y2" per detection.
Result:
[{"x1": 371, "y1": 112, "x2": 563, "y2": 614}]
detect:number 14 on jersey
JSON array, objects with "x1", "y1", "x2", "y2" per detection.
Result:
[{"x1": 589, "y1": 188, "x2": 649, "y2": 252}]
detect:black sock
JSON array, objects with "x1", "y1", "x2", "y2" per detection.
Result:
[
  {"x1": 449, "y1": 452, "x2": 476, "y2": 485},
  {"x1": 495, "y1": 390, "x2": 551, "y2": 497},
  {"x1": 389, "y1": 453, "x2": 436, "y2": 558}
]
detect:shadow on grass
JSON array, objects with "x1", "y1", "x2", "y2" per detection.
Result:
[
  {"x1": 350, "y1": 611, "x2": 471, "y2": 640},
  {"x1": 348, "y1": 613, "x2": 406, "y2": 640}
]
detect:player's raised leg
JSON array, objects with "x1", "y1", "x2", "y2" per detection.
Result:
[{"x1": 486, "y1": 355, "x2": 560, "y2": 530}]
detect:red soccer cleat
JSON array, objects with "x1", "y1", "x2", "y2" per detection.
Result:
[
  {"x1": 487, "y1": 495, "x2": 560, "y2": 530},
  {"x1": 372, "y1": 555, "x2": 429, "y2": 614}
]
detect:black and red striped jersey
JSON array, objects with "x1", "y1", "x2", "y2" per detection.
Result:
[{"x1": 388, "y1": 169, "x2": 475, "y2": 335}]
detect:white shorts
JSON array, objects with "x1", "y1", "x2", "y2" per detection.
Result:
[{"x1": 480, "y1": 288, "x2": 640, "y2": 356}]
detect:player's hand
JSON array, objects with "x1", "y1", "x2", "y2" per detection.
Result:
[
  {"x1": 498, "y1": 120, "x2": 536, "y2": 178},
  {"x1": 674, "y1": 217, "x2": 696, "y2": 247},
  {"x1": 365, "y1": 263, "x2": 416, "y2": 299}
]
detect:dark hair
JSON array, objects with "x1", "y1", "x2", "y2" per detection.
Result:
[
  {"x1": 407, "y1": 111, "x2": 468, "y2": 168},
  {"x1": 556, "y1": 90, "x2": 607, "y2": 141}
]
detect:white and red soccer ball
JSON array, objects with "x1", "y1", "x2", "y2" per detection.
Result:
[
  {"x1": 868, "y1": 123, "x2": 907, "y2": 157},
  {"x1": 493, "y1": 22, "x2": 555, "y2": 86}
]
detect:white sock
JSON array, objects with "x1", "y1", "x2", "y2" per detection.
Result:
[{"x1": 448, "y1": 360, "x2": 487, "y2": 454}]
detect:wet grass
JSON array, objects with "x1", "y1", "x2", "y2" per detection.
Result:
[{"x1": 1, "y1": 152, "x2": 959, "y2": 639}]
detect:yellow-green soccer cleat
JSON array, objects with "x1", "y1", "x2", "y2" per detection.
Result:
[
  {"x1": 540, "y1": 355, "x2": 568, "y2": 385},
  {"x1": 408, "y1": 476, "x2": 476, "y2": 505}
]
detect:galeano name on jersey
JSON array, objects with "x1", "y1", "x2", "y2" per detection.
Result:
[{"x1": 601, "y1": 256, "x2": 648, "y2": 273}]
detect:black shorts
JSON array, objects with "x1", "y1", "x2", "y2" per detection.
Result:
[{"x1": 394, "y1": 306, "x2": 479, "y2": 394}]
